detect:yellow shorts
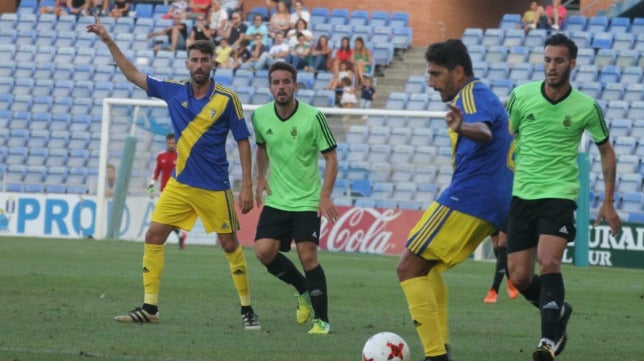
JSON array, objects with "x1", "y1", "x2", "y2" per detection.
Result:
[
  {"x1": 151, "y1": 178, "x2": 239, "y2": 234},
  {"x1": 406, "y1": 202, "x2": 495, "y2": 271}
]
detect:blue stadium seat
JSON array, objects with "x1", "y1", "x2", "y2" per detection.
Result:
[
  {"x1": 491, "y1": 78, "x2": 514, "y2": 98},
  {"x1": 311, "y1": 89, "x2": 334, "y2": 107},
  {"x1": 389, "y1": 12, "x2": 409, "y2": 28},
  {"x1": 309, "y1": 7, "x2": 329, "y2": 25},
  {"x1": 461, "y1": 28, "x2": 483, "y2": 47},
  {"x1": 499, "y1": 13, "x2": 521, "y2": 30},
  {"x1": 624, "y1": 82, "x2": 644, "y2": 102},
  {"x1": 615, "y1": 49, "x2": 639, "y2": 68},
  {"x1": 385, "y1": 92, "x2": 408, "y2": 110},
  {"x1": 328, "y1": 8, "x2": 349, "y2": 25},
  {"x1": 296, "y1": 89, "x2": 315, "y2": 104},
  {"x1": 509, "y1": 62, "x2": 533, "y2": 81},
  {"x1": 605, "y1": 100, "x2": 628, "y2": 119},
  {"x1": 482, "y1": 28, "x2": 504, "y2": 47},
  {"x1": 503, "y1": 28, "x2": 525, "y2": 47},
  {"x1": 135, "y1": 3, "x2": 154, "y2": 18},
  {"x1": 484, "y1": 45, "x2": 508, "y2": 63},
  {"x1": 297, "y1": 71, "x2": 314, "y2": 89},
  {"x1": 599, "y1": 65, "x2": 621, "y2": 85},
  {"x1": 591, "y1": 32, "x2": 613, "y2": 49},
  {"x1": 392, "y1": 27, "x2": 413, "y2": 49},
  {"x1": 349, "y1": 10, "x2": 369, "y2": 27},
  {"x1": 367, "y1": 10, "x2": 387, "y2": 27},
  {"x1": 602, "y1": 83, "x2": 624, "y2": 101},
  {"x1": 587, "y1": 15, "x2": 609, "y2": 33},
  {"x1": 566, "y1": 14, "x2": 588, "y2": 31},
  {"x1": 350, "y1": 179, "x2": 372, "y2": 197}
]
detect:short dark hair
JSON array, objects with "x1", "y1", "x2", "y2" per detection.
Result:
[
  {"x1": 544, "y1": 33, "x2": 578, "y2": 59},
  {"x1": 187, "y1": 39, "x2": 215, "y2": 57},
  {"x1": 268, "y1": 61, "x2": 297, "y2": 83},
  {"x1": 166, "y1": 133, "x2": 174, "y2": 140},
  {"x1": 424, "y1": 39, "x2": 473, "y2": 77}
]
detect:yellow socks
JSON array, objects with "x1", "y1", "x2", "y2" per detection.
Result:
[
  {"x1": 224, "y1": 245, "x2": 251, "y2": 306},
  {"x1": 142, "y1": 243, "x2": 165, "y2": 306},
  {"x1": 400, "y1": 275, "x2": 446, "y2": 357}
]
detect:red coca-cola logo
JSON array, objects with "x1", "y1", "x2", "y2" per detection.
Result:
[{"x1": 321, "y1": 207, "x2": 404, "y2": 254}]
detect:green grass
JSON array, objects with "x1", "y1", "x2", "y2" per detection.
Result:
[{"x1": 0, "y1": 237, "x2": 642, "y2": 361}]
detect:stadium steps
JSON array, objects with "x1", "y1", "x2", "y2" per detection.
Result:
[{"x1": 371, "y1": 46, "x2": 427, "y2": 111}]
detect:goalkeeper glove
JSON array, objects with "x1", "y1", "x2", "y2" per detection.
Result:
[{"x1": 148, "y1": 180, "x2": 155, "y2": 198}]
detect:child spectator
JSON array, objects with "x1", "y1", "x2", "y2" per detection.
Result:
[
  {"x1": 332, "y1": 36, "x2": 353, "y2": 79},
  {"x1": 360, "y1": 76, "x2": 376, "y2": 120},
  {"x1": 285, "y1": 32, "x2": 311, "y2": 70},
  {"x1": 162, "y1": 0, "x2": 188, "y2": 19},
  {"x1": 215, "y1": 38, "x2": 234, "y2": 68},
  {"x1": 340, "y1": 76, "x2": 357, "y2": 119}
]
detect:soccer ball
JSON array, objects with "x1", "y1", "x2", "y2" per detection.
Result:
[{"x1": 361, "y1": 332, "x2": 410, "y2": 361}]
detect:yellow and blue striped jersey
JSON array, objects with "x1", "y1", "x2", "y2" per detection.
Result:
[
  {"x1": 436, "y1": 78, "x2": 513, "y2": 229},
  {"x1": 146, "y1": 76, "x2": 250, "y2": 191}
]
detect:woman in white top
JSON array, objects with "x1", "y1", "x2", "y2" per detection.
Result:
[
  {"x1": 286, "y1": 19, "x2": 312, "y2": 47},
  {"x1": 268, "y1": 0, "x2": 291, "y2": 40},
  {"x1": 289, "y1": 1, "x2": 310, "y2": 27}
]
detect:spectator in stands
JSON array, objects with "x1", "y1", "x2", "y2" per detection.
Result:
[
  {"x1": 187, "y1": 14, "x2": 211, "y2": 48},
  {"x1": 162, "y1": 0, "x2": 188, "y2": 19},
  {"x1": 148, "y1": 14, "x2": 188, "y2": 53},
  {"x1": 40, "y1": 0, "x2": 68, "y2": 16},
  {"x1": 215, "y1": 38, "x2": 234, "y2": 68},
  {"x1": 187, "y1": 0, "x2": 210, "y2": 19},
  {"x1": 221, "y1": 0, "x2": 243, "y2": 17},
  {"x1": 310, "y1": 35, "x2": 331, "y2": 73},
  {"x1": 289, "y1": 1, "x2": 310, "y2": 27},
  {"x1": 520, "y1": 1, "x2": 547, "y2": 32},
  {"x1": 545, "y1": 0, "x2": 566, "y2": 31},
  {"x1": 232, "y1": 39, "x2": 252, "y2": 70},
  {"x1": 67, "y1": 0, "x2": 90, "y2": 16},
  {"x1": 340, "y1": 76, "x2": 357, "y2": 117},
  {"x1": 286, "y1": 18, "x2": 312, "y2": 47},
  {"x1": 266, "y1": 0, "x2": 291, "y2": 13},
  {"x1": 326, "y1": 60, "x2": 353, "y2": 90},
  {"x1": 332, "y1": 36, "x2": 353, "y2": 80},
  {"x1": 105, "y1": 163, "x2": 117, "y2": 197},
  {"x1": 359, "y1": 75, "x2": 376, "y2": 111},
  {"x1": 208, "y1": 0, "x2": 229, "y2": 44},
  {"x1": 245, "y1": 14, "x2": 269, "y2": 48},
  {"x1": 240, "y1": 33, "x2": 269, "y2": 70},
  {"x1": 285, "y1": 32, "x2": 311, "y2": 70},
  {"x1": 108, "y1": 0, "x2": 130, "y2": 19},
  {"x1": 268, "y1": 1, "x2": 292, "y2": 40},
  {"x1": 258, "y1": 31, "x2": 290, "y2": 69},
  {"x1": 87, "y1": 0, "x2": 109, "y2": 16},
  {"x1": 352, "y1": 37, "x2": 372, "y2": 87},
  {"x1": 224, "y1": 11, "x2": 248, "y2": 49}
]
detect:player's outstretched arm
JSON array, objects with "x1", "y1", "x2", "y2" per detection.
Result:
[
  {"x1": 87, "y1": 15, "x2": 148, "y2": 91},
  {"x1": 318, "y1": 150, "x2": 338, "y2": 223},
  {"x1": 237, "y1": 138, "x2": 254, "y2": 214}
]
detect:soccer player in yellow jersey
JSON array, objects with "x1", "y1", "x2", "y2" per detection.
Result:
[
  {"x1": 397, "y1": 39, "x2": 513, "y2": 361},
  {"x1": 88, "y1": 16, "x2": 260, "y2": 329}
]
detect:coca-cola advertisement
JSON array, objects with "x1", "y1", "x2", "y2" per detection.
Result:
[{"x1": 237, "y1": 206, "x2": 424, "y2": 255}]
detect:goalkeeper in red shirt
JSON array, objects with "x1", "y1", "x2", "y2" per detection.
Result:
[{"x1": 149, "y1": 133, "x2": 188, "y2": 249}]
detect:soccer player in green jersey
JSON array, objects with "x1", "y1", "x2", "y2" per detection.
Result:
[
  {"x1": 506, "y1": 33, "x2": 621, "y2": 361},
  {"x1": 252, "y1": 62, "x2": 338, "y2": 335}
]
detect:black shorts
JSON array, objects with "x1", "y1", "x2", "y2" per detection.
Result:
[
  {"x1": 254, "y1": 206, "x2": 321, "y2": 252},
  {"x1": 506, "y1": 197, "x2": 577, "y2": 253}
]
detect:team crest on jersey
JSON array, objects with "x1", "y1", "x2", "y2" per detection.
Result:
[
  {"x1": 290, "y1": 127, "x2": 298, "y2": 138},
  {"x1": 526, "y1": 113, "x2": 535, "y2": 121},
  {"x1": 181, "y1": 101, "x2": 188, "y2": 108},
  {"x1": 562, "y1": 115, "x2": 572, "y2": 128},
  {"x1": 210, "y1": 109, "x2": 216, "y2": 118}
]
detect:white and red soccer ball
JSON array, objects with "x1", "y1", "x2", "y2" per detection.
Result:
[{"x1": 362, "y1": 332, "x2": 410, "y2": 361}]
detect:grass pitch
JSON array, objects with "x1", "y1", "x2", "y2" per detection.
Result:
[{"x1": 0, "y1": 237, "x2": 642, "y2": 361}]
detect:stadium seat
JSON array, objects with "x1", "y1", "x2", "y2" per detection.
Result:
[
  {"x1": 368, "y1": 126, "x2": 391, "y2": 145},
  {"x1": 588, "y1": 15, "x2": 610, "y2": 32},
  {"x1": 621, "y1": 191, "x2": 644, "y2": 212},
  {"x1": 349, "y1": 10, "x2": 369, "y2": 26},
  {"x1": 605, "y1": 100, "x2": 628, "y2": 119},
  {"x1": 367, "y1": 145, "x2": 392, "y2": 163},
  {"x1": 499, "y1": 13, "x2": 521, "y2": 30},
  {"x1": 591, "y1": 32, "x2": 613, "y2": 49},
  {"x1": 406, "y1": 93, "x2": 429, "y2": 111},
  {"x1": 613, "y1": 32, "x2": 635, "y2": 51},
  {"x1": 389, "y1": 12, "x2": 409, "y2": 28},
  {"x1": 461, "y1": 28, "x2": 483, "y2": 47},
  {"x1": 565, "y1": 14, "x2": 588, "y2": 31},
  {"x1": 393, "y1": 182, "x2": 417, "y2": 202},
  {"x1": 601, "y1": 83, "x2": 624, "y2": 101},
  {"x1": 392, "y1": 27, "x2": 413, "y2": 49},
  {"x1": 487, "y1": 62, "x2": 510, "y2": 79},
  {"x1": 619, "y1": 173, "x2": 643, "y2": 193},
  {"x1": 329, "y1": 8, "x2": 349, "y2": 25},
  {"x1": 369, "y1": 11, "x2": 389, "y2": 28},
  {"x1": 624, "y1": 83, "x2": 644, "y2": 102},
  {"x1": 506, "y1": 46, "x2": 529, "y2": 65},
  {"x1": 599, "y1": 65, "x2": 621, "y2": 85},
  {"x1": 503, "y1": 29, "x2": 525, "y2": 47},
  {"x1": 135, "y1": 3, "x2": 154, "y2": 18},
  {"x1": 404, "y1": 75, "x2": 426, "y2": 93},
  {"x1": 569, "y1": 31, "x2": 592, "y2": 48},
  {"x1": 615, "y1": 49, "x2": 639, "y2": 68},
  {"x1": 524, "y1": 29, "x2": 547, "y2": 48},
  {"x1": 484, "y1": 45, "x2": 508, "y2": 63},
  {"x1": 509, "y1": 62, "x2": 533, "y2": 82},
  {"x1": 491, "y1": 79, "x2": 514, "y2": 98},
  {"x1": 482, "y1": 28, "x2": 504, "y2": 47},
  {"x1": 575, "y1": 65, "x2": 598, "y2": 83},
  {"x1": 311, "y1": 89, "x2": 334, "y2": 107},
  {"x1": 309, "y1": 7, "x2": 329, "y2": 25},
  {"x1": 385, "y1": 92, "x2": 408, "y2": 110}
]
